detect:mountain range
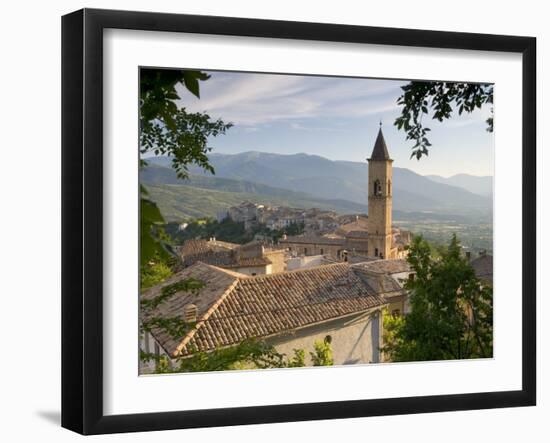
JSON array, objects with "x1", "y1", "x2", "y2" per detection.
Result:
[
  {"x1": 142, "y1": 152, "x2": 492, "y2": 220},
  {"x1": 425, "y1": 173, "x2": 493, "y2": 197}
]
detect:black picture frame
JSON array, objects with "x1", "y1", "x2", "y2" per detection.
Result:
[{"x1": 61, "y1": 8, "x2": 537, "y2": 435}]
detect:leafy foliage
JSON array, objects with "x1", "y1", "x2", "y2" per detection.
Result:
[
  {"x1": 140, "y1": 277, "x2": 205, "y2": 352},
  {"x1": 394, "y1": 81, "x2": 493, "y2": 160},
  {"x1": 267, "y1": 222, "x2": 305, "y2": 242},
  {"x1": 287, "y1": 348, "x2": 306, "y2": 368},
  {"x1": 140, "y1": 185, "x2": 172, "y2": 267},
  {"x1": 141, "y1": 339, "x2": 335, "y2": 373},
  {"x1": 382, "y1": 234, "x2": 493, "y2": 362},
  {"x1": 140, "y1": 69, "x2": 209, "y2": 126},
  {"x1": 164, "y1": 217, "x2": 305, "y2": 246},
  {"x1": 139, "y1": 68, "x2": 232, "y2": 266},
  {"x1": 141, "y1": 278, "x2": 205, "y2": 311},
  {"x1": 141, "y1": 340, "x2": 300, "y2": 373},
  {"x1": 140, "y1": 257, "x2": 173, "y2": 290},
  {"x1": 169, "y1": 217, "x2": 252, "y2": 244},
  {"x1": 310, "y1": 337, "x2": 334, "y2": 366},
  {"x1": 140, "y1": 68, "x2": 232, "y2": 179},
  {"x1": 141, "y1": 108, "x2": 232, "y2": 179}
]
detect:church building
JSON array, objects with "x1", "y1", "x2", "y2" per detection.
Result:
[
  {"x1": 280, "y1": 126, "x2": 409, "y2": 260},
  {"x1": 368, "y1": 125, "x2": 396, "y2": 259},
  {"x1": 140, "y1": 127, "x2": 414, "y2": 373}
]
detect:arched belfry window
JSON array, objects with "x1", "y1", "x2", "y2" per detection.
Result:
[
  {"x1": 388, "y1": 179, "x2": 392, "y2": 196},
  {"x1": 374, "y1": 179, "x2": 382, "y2": 196}
]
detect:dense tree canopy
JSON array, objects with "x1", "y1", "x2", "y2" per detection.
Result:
[
  {"x1": 382, "y1": 234, "x2": 493, "y2": 362},
  {"x1": 164, "y1": 218, "x2": 305, "y2": 246}
]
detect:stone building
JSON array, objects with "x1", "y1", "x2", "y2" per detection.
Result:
[
  {"x1": 140, "y1": 261, "x2": 408, "y2": 373},
  {"x1": 227, "y1": 201, "x2": 265, "y2": 230},
  {"x1": 179, "y1": 238, "x2": 286, "y2": 276},
  {"x1": 279, "y1": 234, "x2": 349, "y2": 259},
  {"x1": 352, "y1": 259, "x2": 414, "y2": 316},
  {"x1": 368, "y1": 125, "x2": 399, "y2": 259},
  {"x1": 278, "y1": 127, "x2": 409, "y2": 260}
]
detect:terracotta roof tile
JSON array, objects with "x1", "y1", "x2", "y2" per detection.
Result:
[
  {"x1": 143, "y1": 262, "x2": 392, "y2": 357},
  {"x1": 353, "y1": 259, "x2": 411, "y2": 274},
  {"x1": 140, "y1": 262, "x2": 243, "y2": 355},
  {"x1": 180, "y1": 240, "x2": 272, "y2": 269}
]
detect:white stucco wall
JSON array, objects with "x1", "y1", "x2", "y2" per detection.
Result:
[
  {"x1": 233, "y1": 264, "x2": 272, "y2": 276},
  {"x1": 139, "y1": 330, "x2": 171, "y2": 374},
  {"x1": 140, "y1": 308, "x2": 385, "y2": 374},
  {"x1": 287, "y1": 255, "x2": 326, "y2": 271},
  {"x1": 267, "y1": 309, "x2": 384, "y2": 366}
]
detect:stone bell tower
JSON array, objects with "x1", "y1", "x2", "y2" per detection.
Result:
[{"x1": 367, "y1": 124, "x2": 393, "y2": 259}]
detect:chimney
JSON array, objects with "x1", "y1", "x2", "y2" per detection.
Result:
[{"x1": 183, "y1": 304, "x2": 198, "y2": 323}]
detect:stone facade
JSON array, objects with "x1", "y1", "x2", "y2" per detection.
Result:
[
  {"x1": 277, "y1": 127, "x2": 408, "y2": 261},
  {"x1": 179, "y1": 239, "x2": 284, "y2": 276},
  {"x1": 279, "y1": 235, "x2": 347, "y2": 259},
  {"x1": 368, "y1": 128, "x2": 395, "y2": 260}
]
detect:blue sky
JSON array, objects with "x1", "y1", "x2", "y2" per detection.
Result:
[{"x1": 176, "y1": 70, "x2": 494, "y2": 177}]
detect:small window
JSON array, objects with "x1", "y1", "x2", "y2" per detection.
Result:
[
  {"x1": 375, "y1": 247, "x2": 379, "y2": 257},
  {"x1": 304, "y1": 247, "x2": 308, "y2": 255},
  {"x1": 388, "y1": 179, "x2": 392, "y2": 195},
  {"x1": 408, "y1": 273, "x2": 415, "y2": 282},
  {"x1": 251, "y1": 272, "x2": 257, "y2": 276},
  {"x1": 154, "y1": 342, "x2": 160, "y2": 357},
  {"x1": 373, "y1": 179, "x2": 382, "y2": 196},
  {"x1": 320, "y1": 248, "x2": 324, "y2": 255}
]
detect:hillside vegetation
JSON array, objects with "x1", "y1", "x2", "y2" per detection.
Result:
[
  {"x1": 144, "y1": 183, "x2": 366, "y2": 222},
  {"x1": 145, "y1": 152, "x2": 492, "y2": 214}
]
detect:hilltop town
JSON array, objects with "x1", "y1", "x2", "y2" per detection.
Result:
[
  {"x1": 140, "y1": 127, "x2": 417, "y2": 372},
  {"x1": 140, "y1": 127, "x2": 492, "y2": 373}
]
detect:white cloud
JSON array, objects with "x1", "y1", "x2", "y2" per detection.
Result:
[{"x1": 176, "y1": 71, "x2": 404, "y2": 126}]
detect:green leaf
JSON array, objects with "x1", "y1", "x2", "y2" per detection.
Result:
[{"x1": 182, "y1": 71, "x2": 210, "y2": 98}]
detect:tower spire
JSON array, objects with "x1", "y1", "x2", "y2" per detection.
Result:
[
  {"x1": 367, "y1": 126, "x2": 393, "y2": 259},
  {"x1": 369, "y1": 125, "x2": 391, "y2": 161}
]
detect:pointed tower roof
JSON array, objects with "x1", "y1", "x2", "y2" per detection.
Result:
[{"x1": 369, "y1": 126, "x2": 391, "y2": 161}]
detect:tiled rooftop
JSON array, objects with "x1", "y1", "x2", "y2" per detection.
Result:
[
  {"x1": 142, "y1": 262, "x2": 393, "y2": 357},
  {"x1": 180, "y1": 239, "x2": 272, "y2": 269},
  {"x1": 353, "y1": 259, "x2": 411, "y2": 274}
]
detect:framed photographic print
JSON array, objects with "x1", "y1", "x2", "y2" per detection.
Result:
[{"x1": 61, "y1": 8, "x2": 536, "y2": 435}]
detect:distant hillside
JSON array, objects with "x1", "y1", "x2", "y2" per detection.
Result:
[
  {"x1": 145, "y1": 152, "x2": 492, "y2": 215},
  {"x1": 426, "y1": 173, "x2": 493, "y2": 197},
  {"x1": 143, "y1": 183, "x2": 366, "y2": 222}
]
